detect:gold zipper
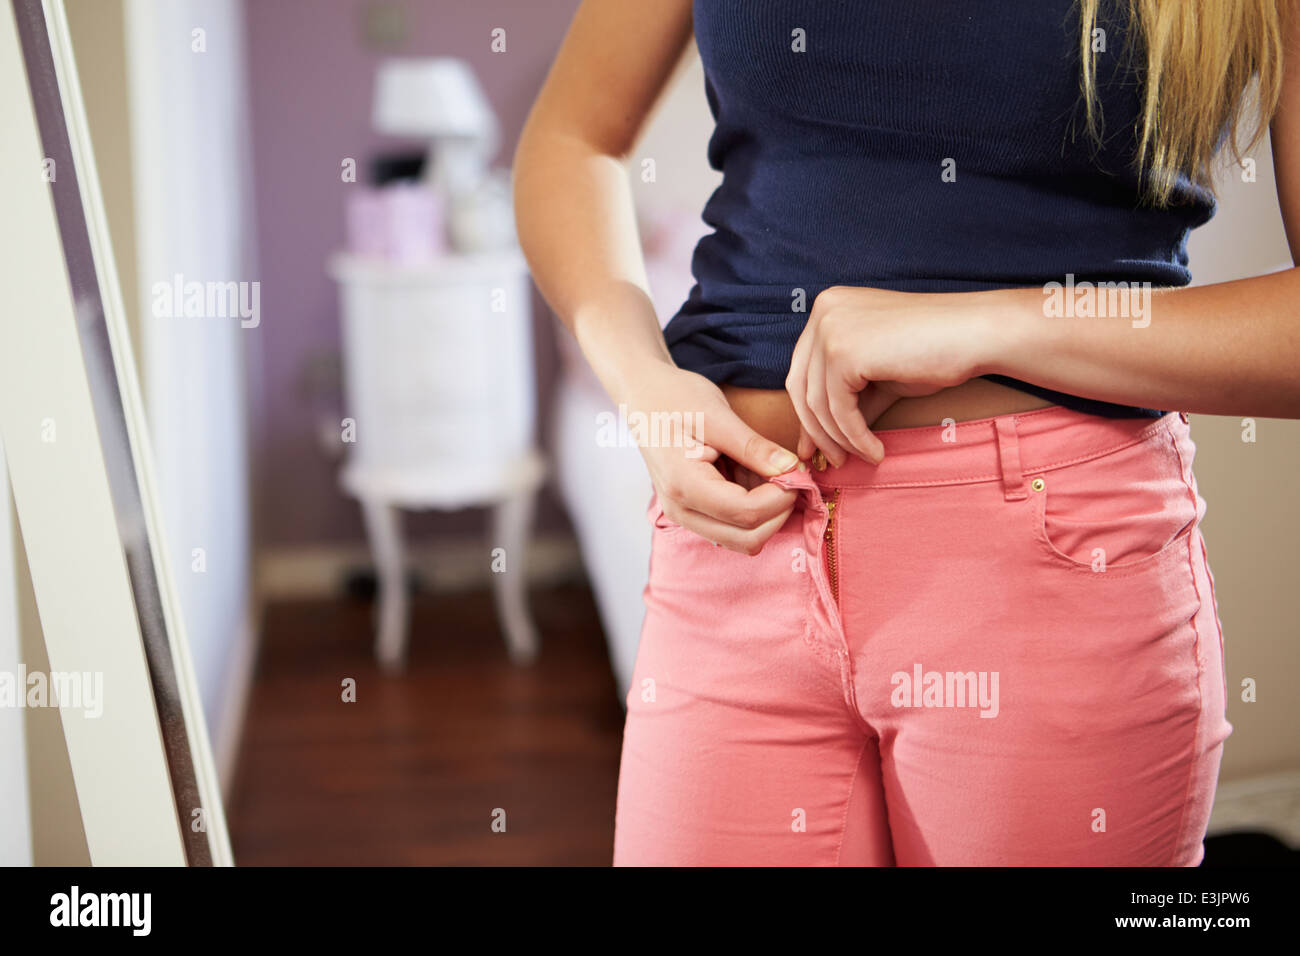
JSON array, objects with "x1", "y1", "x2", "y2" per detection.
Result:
[{"x1": 824, "y1": 488, "x2": 841, "y2": 604}]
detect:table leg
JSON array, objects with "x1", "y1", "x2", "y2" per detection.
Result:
[
  {"x1": 490, "y1": 486, "x2": 540, "y2": 664},
  {"x1": 361, "y1": 498, "x2": 408, "y2": 671}
]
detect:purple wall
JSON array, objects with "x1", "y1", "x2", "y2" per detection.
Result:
[{"x1": 243, "y1": 0, "x2": 578, "y2": 548}]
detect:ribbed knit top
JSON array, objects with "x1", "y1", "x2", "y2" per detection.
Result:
[{"x1": 662, "y1": 0, "x2": 1218, "y2": 418}]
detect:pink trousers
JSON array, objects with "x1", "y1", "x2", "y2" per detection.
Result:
[{"x1": 613, "y1": 406, "x2": 1232, "y2": 866}]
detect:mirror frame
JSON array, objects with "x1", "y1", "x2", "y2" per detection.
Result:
[{"x1": 1, "y1": 0, "x2": 231, "y2": 865}]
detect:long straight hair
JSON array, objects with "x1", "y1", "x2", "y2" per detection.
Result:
[{"x1": 1079, "y1": 0, "x2": 1291, "y2": 204}]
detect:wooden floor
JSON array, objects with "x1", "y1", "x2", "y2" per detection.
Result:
[{"x1": 226, "y1": 584, "x2": 626, "y2": 866}]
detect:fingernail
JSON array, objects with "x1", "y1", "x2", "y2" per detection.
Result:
[{"x1": 770, "y1": 449, "x2": 799, "y2": 473}]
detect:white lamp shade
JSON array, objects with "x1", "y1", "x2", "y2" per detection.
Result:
[{"x1": 372, "y1": 57, "x2": 499, "y2": 157}]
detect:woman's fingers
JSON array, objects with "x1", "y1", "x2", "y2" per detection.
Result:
[
  {"x1": 664, "y1": 493, "x2": 798, "y2": 555},
  {"x1": 730, "y1": 461, "x2": 765, "y2": 490},
  {"x1": 807, "y1": 348, "x2": 857, "y2": 465},
  {"x1": 654, "y1": 404, "x2": 801, "y2": 533},
  {"x1": 786, "y1": 324, "x2": 841, "y2": 463},
  {"x1": 796, "y1": 426, "x2": 816, "y2": 462},
  {"x1": 655, "y1": 458, "x2": 797, "y2": 550},
  {"x1": 856, "y1": 383, "x2": 903, "y2": 433},
  {"x1": 789, "y1": 348, "x2": 851, "y2": 467},
  {"x1": 827, "y1": 366, "x2": 886, "y2": 464},
  {"x1": 701, "y1": 400, "x2": 800, "y2": 479}
]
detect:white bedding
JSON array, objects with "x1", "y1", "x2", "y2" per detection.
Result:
[
  {"x1": 551, "y1": 372, "x2": 653, "y2": 702},
  {"x1": 548, "y1": 212, "x2": 712, "y2": 704}
]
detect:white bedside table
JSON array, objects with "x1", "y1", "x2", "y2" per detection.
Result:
[{"x1": 328, "y1": 249, "x2": 545, "y2": 670}]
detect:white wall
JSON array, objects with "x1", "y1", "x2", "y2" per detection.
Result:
[{"x1": 1185, "y1": 138, "x2": 1300, "y2": 781}]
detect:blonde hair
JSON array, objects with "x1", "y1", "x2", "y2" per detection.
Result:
[{"x1": 1079, "y1": 0, "x2": 1291, "y2": 205}]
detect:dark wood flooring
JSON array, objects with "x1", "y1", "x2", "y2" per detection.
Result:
[{"x1": 226, "y1": 584, "x2": 625, "y2": 866}]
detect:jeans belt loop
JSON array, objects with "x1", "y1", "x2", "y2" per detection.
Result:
[{"x1": 995, "y1": 416, "x2": 1028, "y2": 502}]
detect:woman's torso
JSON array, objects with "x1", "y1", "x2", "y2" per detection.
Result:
[
  {"x1": 723, "y1": 380, "x2": 1054, "y2": 450},
  {"x1": 670, "y1": 0, "x2": 1217, "y2": 436}
]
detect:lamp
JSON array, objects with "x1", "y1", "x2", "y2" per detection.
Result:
[{"x1": 372, "y1": 57, "x2": 500, "y2": 199}]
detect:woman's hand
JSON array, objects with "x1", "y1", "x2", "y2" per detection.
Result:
[
  {"x1": 786, "y1": 285, "x2": 994, "y2": 465},
  {"x1": 620, "y1": 361, "x2": 802, "y2": 555}
]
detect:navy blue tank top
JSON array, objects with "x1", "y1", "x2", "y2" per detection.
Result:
[{"x1": 662, "y1": 0, "x2": 1218, "y2": 418}]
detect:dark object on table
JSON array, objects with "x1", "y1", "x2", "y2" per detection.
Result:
[{"x1": 370, "y1": 150, "x2": 426, "y2": 186}]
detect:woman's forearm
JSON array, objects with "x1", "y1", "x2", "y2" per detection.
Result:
[
  {"x1": 981, "y1": 267, "x2": 1300, "y2": 417},
  {"x1": 513, "y1": 130, "x2": 674, "y2": 404}
]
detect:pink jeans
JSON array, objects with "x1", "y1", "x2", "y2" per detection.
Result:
[{"x1": 613, "y1": 406, "x2": 1231, "y2": 866}]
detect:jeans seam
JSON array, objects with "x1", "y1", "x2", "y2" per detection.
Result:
[
  {"x1": 1199, "y1": 533, "x2": 1228, "y2": 698},
  {"x1": 834, "y1": 736, "x2": 873, "y2": 866},
  {"x1": 1167, "y1": 429, "x2": 1208, "y2": 866}
]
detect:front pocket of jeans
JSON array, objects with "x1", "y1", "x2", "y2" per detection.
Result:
[{"x1": 1029, "y1": 430, "x2": 1199, "y2": 575}]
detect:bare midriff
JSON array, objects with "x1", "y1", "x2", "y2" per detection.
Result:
[{"x1": 721, "y1": 378, "x2": 1056, "y2": 453}]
